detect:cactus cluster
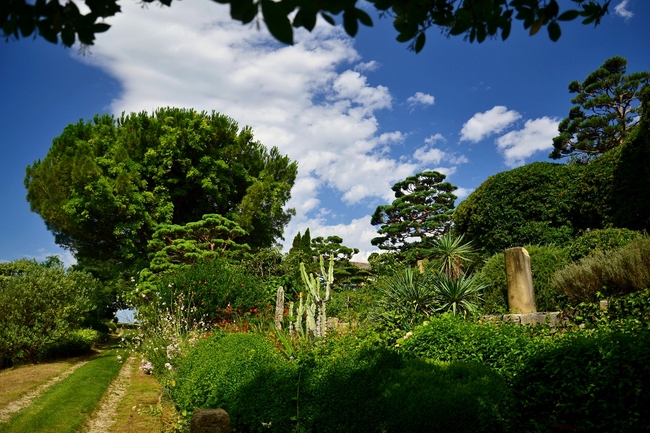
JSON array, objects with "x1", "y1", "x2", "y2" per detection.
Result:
[{"x1": 289, "y1": 255, "x2": 334, "y2": 338}]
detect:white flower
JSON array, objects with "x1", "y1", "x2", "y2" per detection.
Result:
[{"x1": 165, "y1": 363, "x2": 173, "y2": 370}]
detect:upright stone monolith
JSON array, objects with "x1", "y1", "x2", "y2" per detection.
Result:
[{"x1": 504, "y1": 247, "x2": 536, "y2": 314}]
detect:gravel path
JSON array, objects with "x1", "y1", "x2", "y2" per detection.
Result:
[
  {"x1": 0, "y1": 360, "x2": 89, "y2": 423},
  {"x1": 83, "y1": 356, "x2": 134, "y2": 433}
]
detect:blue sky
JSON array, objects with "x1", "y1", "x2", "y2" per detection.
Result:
[{"x1": 1, "y1": 0, "x2": 649, "y2": 266}]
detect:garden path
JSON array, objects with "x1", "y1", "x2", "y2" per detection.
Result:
[
  {"x1": 0, "y1": 360, "x2": 89, "y2": 423},
  {"x1": 84, "y1": 355, "x2": 134, "y2": 433}
]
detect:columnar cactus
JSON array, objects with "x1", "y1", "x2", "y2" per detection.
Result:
[
  {"x1": 299, "y1": 255, "x2": 334, "y2": 337},
  {"x1": 274, "y1": 286, "x2": 285, "y2": 330}
]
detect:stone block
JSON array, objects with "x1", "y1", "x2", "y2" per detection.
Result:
[
  {"x1": 505, "y1": 247, "x2": 536, "y2": 314},
  {"x1": 191, "y1": 408, "x2": 230, "y2": 433}
]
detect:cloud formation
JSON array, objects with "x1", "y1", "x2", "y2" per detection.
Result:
[
  {"x1": 85, "y1": 1, "x2": 441, "y2": 256},
  {"x1": 614, "y1": 0, "x2": 634, "y2": 19},
  {"x1": 495, "y1": 116, "x2": 560, "y2": 167},
  {"x1": 407, "y1": 91, "x2": 435, "y2": 109},
  {"x1": 460, "y1": 106, "x2": 521, "y2": 142}
]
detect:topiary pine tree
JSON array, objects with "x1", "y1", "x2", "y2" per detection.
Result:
[
  {"x1": 371, "y1": 171, "x2": 457, "y2": 264},
  {"x1": 550, "y1": 56, "x2": 650, "y2": 163}
]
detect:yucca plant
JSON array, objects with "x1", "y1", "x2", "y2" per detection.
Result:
[
  {"x1": 431, "y1": 272, "x2": 486, "y2": 317},
  {"x1": 377, "y1": 267, "x2": 437, "y2": 326},
  {"x1": 429, "y1": 233, "x2": 475, "y2": 280}
]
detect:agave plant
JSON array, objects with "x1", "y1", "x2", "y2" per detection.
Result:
[
  {"x1": 431, "y1": 271, "x2": 486, "y2": 317},
  {"x1": 376, "y1": 267, "x2": 438, "y2": 326},
  {"x1": 429, "y1": 233, "x2": 475, "y2": 280}
]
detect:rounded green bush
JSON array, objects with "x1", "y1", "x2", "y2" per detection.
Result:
[
  {"x1": 38, "y1": 328, "x2": 101, "y2": 361},
  {"x1": 568, "y1": 228, "x2": 642, "y2": 261},
  {"x1": 478, "y1": 245, "x2": 570, "y2": 314}
]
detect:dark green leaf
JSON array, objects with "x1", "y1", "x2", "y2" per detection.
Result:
[
  {"x1": 355, "y1": 8, "x2": 373, "y2": 27},
  {"x1": 93, "y1": 22, "x2": 111, "y2": 34},
  {"x1": 342, "y1": 9, "x2": 359, "y2": 36},
  {"x1": 230, "y1": 0, "x2": 257, "y2": 23},
  {"x1": 547, "y1": 21, "x2": 561, "y2": 42},
  {"x1": 320, "y1": 12, "x2": 335, "y2": 26},
  {"x1": 61, "y1": 24, "x2": 75, "y2": 46},
  {"x1": 545, "y1": 0, "x2": 559, "y2": 19},
  {"x1": 293, "y1": 7, "x2": 317, "y2": 30},
  {"x1": 501, "y1": 20, "x2": 511, "y2": 41},
  {"x1": 477, "y1": 25, "x2": 486, "y2": 43},
  {"x1": 557, "y1": 10, "x2": 580, "y2": 21},
  {"x1": 37, "y1": 21, "x2": 58, "y2": 44},
  {"x1": 414, "y1": 32, "x2": 425, "y2": 53},
  {"x1": 262, "y1": 0, "x2": 293, "y2": 44},
  {"x1": 396, "y1": 30, "x2": 414, "y2": 43},
  {"x1": 529, "y1": 17, "x2": 543, "y2": 36}
]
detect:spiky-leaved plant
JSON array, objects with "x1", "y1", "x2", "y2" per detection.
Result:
[{"x1": 432, "y1": 272, "x2": 485, "y2": 317}]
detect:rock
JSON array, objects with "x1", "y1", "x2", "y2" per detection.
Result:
[
  {"x1": 190, "y1": 408, "x2": 230, "y2": 433},
  {"x1": 505, "y1": 247, "x2": 537, "y2": 314}
]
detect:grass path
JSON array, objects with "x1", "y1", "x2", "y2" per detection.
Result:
[
  {"x1": 0, "y1": 359, "x2": 91, "y2": 424},
  {"x1": 0, "y1": 359, "x2": 77, "y2": 409},
  {"x1": 84, "y1": 355, "x2": 134, "y2": 433},
  {"x1": 0, "y1": 340, "x2": 170, "y2": 433},
  {"x1": 0, "y1": 343, "x2": 123, "y2": 433}
]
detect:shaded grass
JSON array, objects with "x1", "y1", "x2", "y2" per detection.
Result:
[
  {"x1": 0, "y1": 344, "x2": 123, "y2": 433},
  {"x1": 0, "y1": 360, "x2": 74, "y2": 408}
]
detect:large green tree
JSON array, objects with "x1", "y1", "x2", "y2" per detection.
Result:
[
  {"x1": 1, "y1": 0, "x2": 611, "y2": 52},
  {"x1": 550, "y1": 56, "x2": 650, "y2": 162},
  {"x1": 25, "y1": 108, "x2": 297, "y2": 277},
  {"x1": 371, "y1": 171, "x2": 457, "y2": 263}
]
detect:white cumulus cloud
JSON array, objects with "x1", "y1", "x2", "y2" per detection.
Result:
[
  {"x1": 74, "y1": 1, "x2": 478, "y2": 260},
  {"x1": 407, "y1": 91, "x2": 435, "y2": 109},
  {"x1": 460, "y1": 106, "x2": 521, "y2": 142},
  {"x1": 614, "y1": 0, "x2": 634, "y2": 19},
  {"x1": 495, "y1": 116, "x2": 560, "y2": 167}
]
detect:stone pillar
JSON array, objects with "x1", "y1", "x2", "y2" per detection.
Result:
[
  {"x1": 190, "y1": 408, "x2": 230, "y2": 433},
  {"x1": 504, "y1": 247, "x2": 536, "y2": 314}
]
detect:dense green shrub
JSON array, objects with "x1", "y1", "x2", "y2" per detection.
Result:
[
  {"x1": 397, "y1": 315, "x2": 543, "y2": 380},
  {"x1": 568, "y1": 228, "x2": 642, "y2": 261},
  {"x1": 172, "y1": 331, "x2": 516, "y2": 432},
  {"x1": 452, "y1": 162, "x2": 581, "y2": 255},
  {"x1": 565, "y1": 289, "x2": 650, "y2": 332},
  {"x1": 303, "y1": 344, "x2": 515, "y2": 433},
  {"x1": 171, "y1": 332, "x2": 299, "y2": 431},
  {"x1": 551, "y1": 236, "x2": 650, "y2": 303},
  {"x1": 512, "y1": 329, "x2": 650, "y2": 432},
  {"x1": 38, "y1": 328, "x2": 101, "y2": 361},
  {"x1": 0, "y1": 261, "x2": 99, "y2": 364},
  {"x1": 150, "y1": 257, "x2": 272, "y2": 322},
  {"x1": 326, "y1": 286, "x2": 377, "y2": 323},
  {"x1": 478, "y1": 245, "x2": 570, "y2": 314}
]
